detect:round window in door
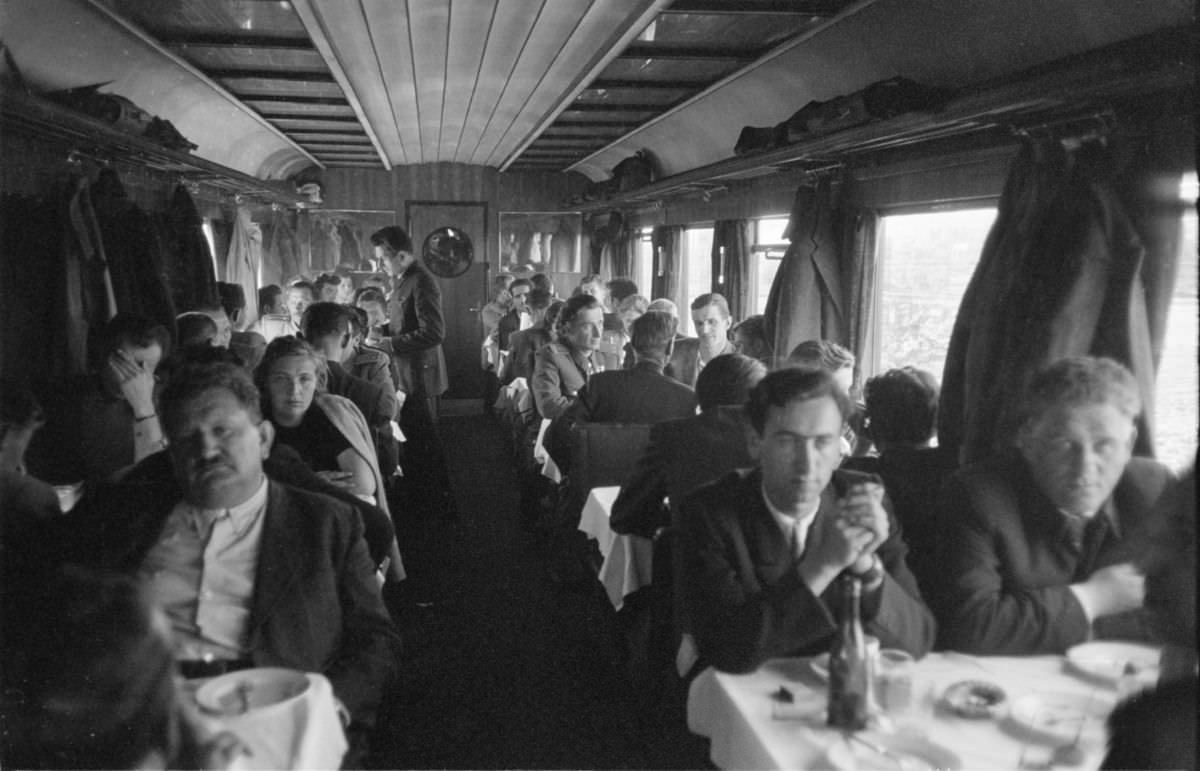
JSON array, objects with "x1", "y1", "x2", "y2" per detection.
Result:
[{"x1": 421, "y1": 226, "x2": 474, "y2": 278}]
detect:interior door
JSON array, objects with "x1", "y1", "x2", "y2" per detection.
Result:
[{"x1": 406, "y1": 201, "x2": 487, "y2": 400}]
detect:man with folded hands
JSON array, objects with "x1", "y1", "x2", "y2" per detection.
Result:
[
  {"x1": 46, "y1": 360, "x2": 399, "y2": 760},
  {"x1": 934, "y1": 356, "x2": 1173, "y2": 654},
  {"x1": 681, "y1": 367, "x2": 935, "y2": 674}
]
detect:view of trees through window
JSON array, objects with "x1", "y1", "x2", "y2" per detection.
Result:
[{"x1": 875, "y1": 207, "x2": 996, "y2": 378}]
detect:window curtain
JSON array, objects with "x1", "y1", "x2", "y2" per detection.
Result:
[
  {"x1": 610, "y1": 212, "x2": 636, "y2": 279},
  {"x1": 845, "y1": 209, "x2": 880, "y2": 385},
  {"x1": 651, "y1": 225, "x2": 683, "y2": 307},
  {"x1": 711, "y1": 219, "x2": 752, "y2": 320},
  {"x1": 939, "y1": 139, "x2": 1158, "y2": 465},
  {"x1": 763, "y1": 175, "x2": 847, "y2": 362},
  {"x1": 225, "y1": 206, "x2": 262, "y2": 323}
]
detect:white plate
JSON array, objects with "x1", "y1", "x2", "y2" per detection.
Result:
[
  {"x1": 810, "y1": 652, "x2": 830, "y2": 681},
  {"x1": 825, "y1": 732, "x2": 962, "y2": 771},
  {"x1": 1006, "y1": 691, "x2": 1108, "y2": 745},
  {"x1": 195, "y1": 667, "x2": 310, "y2": 716},
  {"x1": 1065, "y1": 641, "x2": 1161, "y2": 685}
]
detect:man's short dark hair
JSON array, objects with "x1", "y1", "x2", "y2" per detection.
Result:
[
  {"x1": 864, "y1": 367, "x2": 940, "y2": 444},
  {"x1": 101, "y1": 313, "x2": 171, "y2": 358},
  {"x1": 216, "y1": 282, "x2": 246, "y2": 317},
  {"x1": 300, "y1": 301, "x2": 351, "y2": 342},
  {"x1": 747, "y1": 367, "x2": 853, "y2": 435},
  {"x1": 527, "y1": 288, "x2": 552, "y2": 312},
  {"x1": 733, "y1": 315, "x2": 771, "y2": 352},
  {"x1": 370, "y1": 225, "x2": 413, "y2": 254},
  {"x1": 161, "y1": 360, "x2": 262, "y2": 435},
  {"x1": 313, "y1": 273, "x2": 342, "y2": 293},
  {"x1": 287, "y1": 280, "x2": 315, "y2": 297},
  {"x1": 788, "y1": 339, "x2": 854, "y2": 370},
  {"x1": 696, "y1": 353, "x2": 768, "y2": 412},
  {"x1": 176, "y1": 312, "x2": 218, "y2": 348},
  {"x1": 556, "y1": 294, "x2": 602, "y2": 336},
  {"x1": 607, "y1": 277, "x2": 638, "y2": 304},
  {"x1": 530, "y1": 273, "x2": 554, "y2": 295},
  {"x1": 347, "y1": 306, "x2": 369, "y2": 336},
  {"x1": 630, "y1": 311, "x2": 677, "y2": 357},
  {"x1": 1021, "y1": 356, "x2": 1142, "y2": 425},
  {"x1": 258, "y1": 285, "x2": 282, "y2": 313},
  {"x1": 690, "y1": 292, "x2": 731, "y2": 318}
]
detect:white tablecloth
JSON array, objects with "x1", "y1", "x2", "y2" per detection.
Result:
[
  {"x1": 688, "y1": 653, "x2": 1120, "y2": 770},
  {"x1": 577, "y1": 485, "x2": 654, "y2": 611}
]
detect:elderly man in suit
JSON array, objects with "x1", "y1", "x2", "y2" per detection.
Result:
[
  {"x1": 669, "y1": 293, "x2": 738, "y2": 388},
  {"x1": 50, "y1": 360, "x2": 399, "y2": 762},
  {"x1": 369, "y1": 225, "x2": 456, "y2": 520},
  {"x1": 681, "y1": 367, "x2": 935, "y2": 674},
  {"x1": 546, "y1": 311, "x2": 696, "y2": 472},
  {"x1": 934, "y1": 356, "x2": 1174, "y2": 655}
]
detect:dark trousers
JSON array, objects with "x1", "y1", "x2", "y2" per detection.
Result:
[{"x1": 395, "y1": 392, "x2": 457, "y2": 521}]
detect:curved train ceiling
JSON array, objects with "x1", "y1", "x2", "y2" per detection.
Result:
[{"x1": 0, "y1": 0, "x2": 1192, "y2": 182}]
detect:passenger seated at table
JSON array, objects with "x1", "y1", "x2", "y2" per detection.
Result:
[
  {"x1": 546, "y1": 311, "x2": 696, "y2": 474},
  {"x1": 531, "y1": 294, "x2": 604, "y2": 420},
  {"x1": 1, "y1": 566, "x2": 244, "y2": 770},
  {"x1": 842, "y1": 367, "x2": 957, "y2": 595},
  {"x1": 934, "y1": 356, "x2": 1173, "y2": 655},
  {"x1": 256, "y1": 336, "x2": 389, "y2": 515},
  {"x1": 505, "y1": 289, "x2": 555, "y2": 384},
  {"x1": 681, "y1": 368, "x2": 935, "y2": 674},
  {"x1": 613, "y1": 353, "x2": 766, "y2": 539},
  {"x1": 40, "y1": 360, "x2": 399, "y2": 759},
  {"x1": 732, "y1": 314, "x2": 774, "y2": 366},
  {"x1": 668, "y1": 293, "x2": 737, "y2": 388},
  {"x1": 176, "y1": 310, "x2": 219, "y2": 349},
  {"x1": 787, "y1": 339, "x2": 867, "y2": 456},
  {"x1": 25, "y1": 313, "x2": 170, "y2": 486}
]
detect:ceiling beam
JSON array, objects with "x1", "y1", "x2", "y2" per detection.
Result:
[
  {"x1": 241, "y1": 95, "x2": 349, "y2": 105},
  {"x1": 618, "y1": 43, "x2": 761, "y2": 60},
  {"x1": 157, "y1": 32, "x2": 316, "y2": 50},
  {"x1": 587, "y1": 78, "x2": 705, "y2": 90},
  {"x1": 259, "y1": 114, "x2": 360, "y2": 122},
  {"x1": 207, "y1": 68, "x2": 337, "y2": 83},
  {"x1": 560, "y1": 103, "x2": 661, "y2": 113},
  {"x1": 662, "y1": 0, "x2": 842, "y2": 15}
]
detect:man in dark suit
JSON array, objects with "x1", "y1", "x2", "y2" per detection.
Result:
[
  {"x1": 668, "y1": 293, "x2": 737, "y2": 388},
  {"x1": 612, "y1": 352, "x2": 766, "y2": 539},
  {"x1": 50, "y1": 361, "x2": 399, "y2": 760},
  {"x1": 681, "y1": 367, "x2": 935, "y2": 674},
  {"x1": 369, "y1": 225, "x2": 456, "y2": 520},
  {"x1": 546, "y1": 311, "x2": 696, "y2": 472},
  {"x1": 934, "y1": 356, "x2": 1174, "y2": 655},
  {"x1": 496, "y1": 277, "x2": 532, "y2": 354}
]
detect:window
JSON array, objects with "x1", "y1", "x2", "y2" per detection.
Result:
[
  {"x1": 635, "y1": 227, "x2": 654, "y2": 300},
  {"x1": 751, "y1": 216, "x2": 788, "y2": 314},
  {"x1": 683, "y1": 226, "x2": 713, "y2": 320},
  {"x1": 1154, "y1": 172, "x2": 1198, "y2": 471},
  {"x1": 874, "y1": 207, "x2": 997, "y2": 377}
]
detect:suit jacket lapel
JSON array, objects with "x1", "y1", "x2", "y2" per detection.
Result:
[
  {"x1": 249, "y1": 481, "x2": 301, "y2": 644},
  {"x1": 739, "y1": 471, "x2": 791, "y2": 583}
]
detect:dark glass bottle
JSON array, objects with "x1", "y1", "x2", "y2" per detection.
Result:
[{"x1": 827, "y1": 574, "x2": 870, "y2": 730}]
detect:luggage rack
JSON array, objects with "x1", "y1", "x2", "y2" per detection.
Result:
[{"x1": 1, "y1": 87, "x2": 307, "y2": 207}]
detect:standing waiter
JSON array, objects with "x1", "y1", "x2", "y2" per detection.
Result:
[{"x1": 369, "y1": 226, "x2": 458, "y2": 522}]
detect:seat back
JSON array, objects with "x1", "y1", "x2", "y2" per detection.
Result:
[{"x1": 569, "y1": 422, "x2": 653, "y2": 503}]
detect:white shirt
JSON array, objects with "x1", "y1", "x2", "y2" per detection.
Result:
[
  {"x1": 763, "y1": 486, "x2": 820, "y2": 559},
  {"x1": 141, "y1": 478, "x2": 269, "y2": 660}
]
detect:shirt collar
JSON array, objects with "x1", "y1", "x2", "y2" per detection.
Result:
[
  {"x1": 761, "y1": 483, "x2": 820, "y2": 537},
  {"x1": 1059, "y1": 496, "x2": 1122, "y2": 539},
  {"x1": 186, "y1": 476, "x2": 268, "y2": 539}
]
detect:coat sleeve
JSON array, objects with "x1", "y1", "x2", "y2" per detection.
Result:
[
  {"x1": 934, "y1": 471, "x2": 1092, "y2": 654},
  {"x1": 389, "y1": 271, "x2": 445, "y2": 353},
  {"x1": 680, "y1": 487, "x2": 836, "y2": 674},
  {"x1": 858, "y1": 509, "x2": 937, "y2": 657},
  {"x1": 546, "y1": 384, "x2": 593, "y2": 472},
  {"x1": 532, "y1": 346, "x2": 573, "y2": 421},
  {"x1": 611, "y1": 424, "x2": 670, "y2": 538},
  {"x1": 323, "y1": 504, "x2": 401, "y2": 727}
]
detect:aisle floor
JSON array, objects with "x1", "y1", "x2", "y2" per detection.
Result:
[{"x1": 369, "y1": 414, "x2": 709, "y2": 769}]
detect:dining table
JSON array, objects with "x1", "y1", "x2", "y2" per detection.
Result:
[
  {"x1": 576, "y1": 485, "x2": 654, "y2": 611},
  {"x1": 687, "y1": 649, "x2": 1158, "y2": 770}
]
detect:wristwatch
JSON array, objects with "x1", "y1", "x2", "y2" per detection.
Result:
[{"x1": 849, "y1": 554, "x2": 884, "y2": 587}]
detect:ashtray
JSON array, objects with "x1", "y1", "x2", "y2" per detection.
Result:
[{"x1": 941, "y1": 679, "x2": 1007, "y2": 719}]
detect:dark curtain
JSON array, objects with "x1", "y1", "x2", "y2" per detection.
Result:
[
  {"x1": 156, "y1": 185, "x2": 218, "y2": 313},
  {"x1": 845, "y1": 209, "x2": 880, "y2": 383},
  {"x1": 711, "y1": 219, "x2": 752, "y2": 320},
  {"x1": 651, "y1": 225, "x2": 683, "y2": 303},
  {"x1": 939, "y1": 140, "x2": 1159, "y2": 465},
  {"x1": 612, "y1": 213, "x2": 635, "y2": 279},
  {"x1": 763, "y1": 175, "x2": 847, "y2": 362}
]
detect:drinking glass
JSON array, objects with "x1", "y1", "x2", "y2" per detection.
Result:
[{"x1": 875, "y1": 649, "x2": 916, "y2": 716}]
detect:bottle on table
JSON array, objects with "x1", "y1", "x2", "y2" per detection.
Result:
[{"x1": 828, "y1": 574, "x2": 871, "y2": 731}]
